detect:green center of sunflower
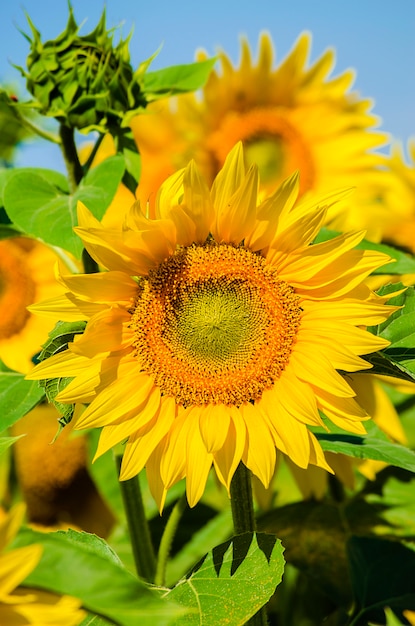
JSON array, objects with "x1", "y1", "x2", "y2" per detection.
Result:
[
  {"x1": 130, "y1": 243, "x2": 302, "y2": 406},
  {"x1": 207, "y1": 107, "x2": 315, "y2": 195},
  {"x1": 169, "y1": 281, "x2": 268, "y2": 370},
  {"x1": 243, "y1": 137, "x2": 285, "y2": 184}
]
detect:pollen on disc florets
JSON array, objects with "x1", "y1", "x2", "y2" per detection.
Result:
[{"x1": 129, "y1": 242, "x2": 302, "y2": 406}]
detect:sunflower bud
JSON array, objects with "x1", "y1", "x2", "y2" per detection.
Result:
[{"x1": 18, "y1": 7, "x2": 147, "y2": 132}]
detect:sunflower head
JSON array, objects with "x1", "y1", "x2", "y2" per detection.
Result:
[
  {"x1": 19, "y1": 6, "x2": 146, "y2": 132},
  {"x1": 27, "y1": 143, "x2": 397, "y2": 510},
  {"x1": 132, "y1": 32, "x2": 387, "y2": 221}
]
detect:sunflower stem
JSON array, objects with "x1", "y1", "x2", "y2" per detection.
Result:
[
  {"x1": 230, "y1": 461, "x2": 256, "y2": 535},
  {"x1": 59, "y1": 123, "x2": 84, "y2": 192},
  {"x1": 230, "y1": 462, "x2": 268, "y2": 626},
  {"x1": 155, "y1": 493, "x2": 187, "y2": 587},
  {"x1": 115, "y1": 456, "x2": 157, "y2": 582}
]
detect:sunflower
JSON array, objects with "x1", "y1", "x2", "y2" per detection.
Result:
[
  {"x1": 0, "y1": 504, "x2": 85, "y2": 626},
  {"x1": 329, "y1": 138, "x2": 415, "y2": 248},
  {"x1": 11, "y1": 404, "x2": 115, "y2": 536},
  {"x1": 27, "y1": 143, "x2": 396, "y2": 510},
  {"x1": 131, "y1": 32, "x2": 387, "y2": 222},
  {"x1": 0, "y1": 238, "x2": 65, "y2": 373},
  {"x1": 376, "y1": 139, "x2": 415, "y2": 253}
]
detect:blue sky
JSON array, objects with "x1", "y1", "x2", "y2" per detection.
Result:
[{"x1": 0, "y1": 0, "x2": 413, "y2": 168}]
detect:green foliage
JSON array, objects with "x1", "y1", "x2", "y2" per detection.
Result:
[
  {"x1": 361, "y1": 284, "x2": 415, "y2": 384},
  {"x1": 165, "y1": 509, "x2": 233, "y2": 587},
  {"x1": 166, "y1": 532, "x2": 285, "y2": 625},
  {"x1": 12, "y1": 527, "x2": 190, "y2": 626},
  {"x1": 0, "y1": 361, "x2": 45, "y2": 432},
  {"x1": 366, "y1": 475, "x2": 415, "y2": 537},
  {"x1": 143, "y1": 58, "x2": 217, "y2": 99},
  {"x1": 0, "y1": 89, "x2": 34, "y2": 165},
  {"x1": 2, "y1": 156, "x2": 125, "y2": 256},
  {"x1": 347, "y1": 536, "x2": 415, "y2": 624}
]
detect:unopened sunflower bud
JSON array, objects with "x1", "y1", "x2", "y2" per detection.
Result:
[{"x1": 18, "y1": 7, "x2": 147, "y2": 132}]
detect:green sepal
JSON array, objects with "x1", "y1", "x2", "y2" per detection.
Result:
[{"x1": 37, "y1": 320, "x2": 87, "y2": 426}]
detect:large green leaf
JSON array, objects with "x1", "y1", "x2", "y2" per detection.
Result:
[
  {"x1": 3, "y1": 157, "x2": 125, "y2": 257},
  {"x1": 165, "y1": 509, "x2": 233, "y2": 587},
  {"x1": 12, "y1": 527, "x2": 190, "y2": 626},
  {"x1": 0, "y1": 364, "x2": 45, "y2": 432},
  {"x1": 347, "y1": 536, "x2": 415, "y2": 625},
  {"x1": 317, "y1": 433, "x2": 415, "y2": 473},
  {"x1": 143, "y1": 58, "x2": 217, "y2": 98},
  {"x1": 166, "y1": 532, "x2": 285, "y2": 626}
]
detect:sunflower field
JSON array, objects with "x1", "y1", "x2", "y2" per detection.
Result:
[{"x1": 1, "y1": 4, "x2": 415, "y2": 625}]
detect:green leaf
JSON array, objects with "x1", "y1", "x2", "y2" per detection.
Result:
[
  {"x1": 312, "y1": 419, "x2": 415, "y2": 472},
  {"x1": 12, "y1": 527, "x2": 190, "y2": 626},
  {"x1": 366, "y1": 284, "x2": 415, "y2": 382},
  {"x1": 381, "y1": 608, "x2": 409, "y2": 626},
  {"x1": 80, "y1": 614, "x2": 114, "y2": 626},
  {"x1": 3, "y1": 157, "x2": 125, "y2": 257},
  {"x1": 143, "y1": 58, "x2": 217, "y2": 98},
  {"x1": 165, "y1": 509, "x2": 233, "y2": 587},
  {"x1": 73, "y1": 155, "x2": 126, "y2": 218},
  {"x1": 361, "y1": 351, "x2": 415, "y2": 383},
  {"x1": 317, "y1": 433, "x2": 415, "y2": 473},
  {"x1": 166, "y1": 532, "x2": 285, "y2": 625},
  {"x1": 0, "y1": 224, "x2": 23, "y2": 238},
  {"x1": 347, "y1": 536, "x2": 415, "y2": 624},
  {"x1": 0, "y1": 167, "x2": 68, "y2": 205},
  {"x1": 57, "y1": 528, "x2": 123, "y2": 566},
  {"x1": 366, "y1": 476, "x2": 415, "y2": 537},
  {"x1": 315, "y1": 229, "x2": 415, "y2": 275},
  {"x1": 0, "y1": 365, "x2": 45, "y2": 432}
]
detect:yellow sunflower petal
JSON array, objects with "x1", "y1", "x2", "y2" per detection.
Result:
[
  {"x1": 213, "y1": 407, "x2": 247, "y2": 491},
  {"x1": 119, "y1": 397, "x2": 176, "y2": 476},
  {"x1": 26, "y1": 142, "x2": 398, "y2": 510},
  {"x1": 240, "y1": 402, "x2": 276, "y2": 488}
]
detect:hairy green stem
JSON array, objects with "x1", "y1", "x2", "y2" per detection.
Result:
[
  {"x1": 59, "y1": 123, "x2": 84, "y2": 192},
  {"x1": 155, "y1": 494, "x2": 187, "y2": 587},
  {"x1": 230, "y1": 462, "x2": 256, "y2": 535},
  {"x1": 115, "y1": 456, "x2": 157, "y2": 582},
  {"x1": 13, "y1": 108, "x2": 61, "y2": 144},
  {"x1": 230, "y1": 463, "x2": 268, "y2": 626}
]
